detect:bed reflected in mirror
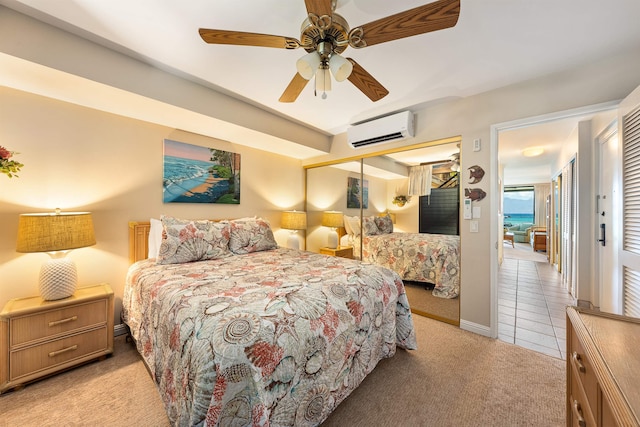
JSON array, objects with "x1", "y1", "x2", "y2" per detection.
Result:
[{"x1": 305, "y1": 137, "x2": 462, "y2": 325}]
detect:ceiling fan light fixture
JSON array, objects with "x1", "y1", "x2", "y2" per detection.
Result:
[
  {"x1": 328, "y1": 53, "x2": 353, "y2": 82},
  {"x1": 296, "y1": 51, "x2": 321, "y2": 80},
  {"x1": 315, "y1": 66, "x2": 331, "y2": 99}
]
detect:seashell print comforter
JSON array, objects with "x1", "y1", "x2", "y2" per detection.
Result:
[
  {"x1": 352, "y1": 232, "x2": 460, "y2": 299},
  {"x1": 123, "y1": 247, "x2": 417, "y2": 426}
]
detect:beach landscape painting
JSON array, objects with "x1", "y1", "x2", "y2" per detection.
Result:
[{"x1": 163, "y1": 139, "x2": 240, "y2": 204}]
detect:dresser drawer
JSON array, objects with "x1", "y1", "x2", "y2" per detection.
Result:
[
  {"x1": 569, "y1": 362, "x2": 596, "y2": 427},
  {"x1": 570, "y1": 330, "x2": 598, "y2": 413},
  {"x1": 9, "y1": 327, "x2": 108, "y2": 380},
  {"x1": 10, "y1": 300, "x2": 107, "y2": 347}
]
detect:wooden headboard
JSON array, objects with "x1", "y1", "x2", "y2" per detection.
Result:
[
  {"x1": 129, "y1": 220, "x2": 342, "y2": 264},
  {"x1": 128, "y1": 221, "x2": 151, "y2": 264}
]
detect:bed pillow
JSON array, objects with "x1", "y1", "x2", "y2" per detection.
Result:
[
  {"x1": 375, "y1": 214, "x2": 394, "y2": 234},
  {"x1": 148, "y1": 217, "x2": 163, "y2": 259},
  {"x1": 156, "y1": 216, "x2": 231, "y2": 265},
  {"x1": 229, "y1": 217, "x2": 278, "y2": 254},
  {"x1": 343, "y1": 215, "x2": 361, "y2": 236},
  {"x1": 362, "y1": 216, "x2": 380, "y2": 236}
]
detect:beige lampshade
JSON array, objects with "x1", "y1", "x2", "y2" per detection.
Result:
[
  {"x1": 281, "y1": 210, "x2": 307, "y2": 231},
  {"x1": 322, "y1": 211, "x2": 343, "y2": 228},
  {"x1": 16, "y1": 211, "x2": 96, "y2": 253}
]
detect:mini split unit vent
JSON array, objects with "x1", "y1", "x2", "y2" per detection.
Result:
[{"x1": 347, "y1": 111, "x2": 415, "y2": 149}]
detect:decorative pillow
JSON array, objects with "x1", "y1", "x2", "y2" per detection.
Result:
[
  {"x1": 229, "y1": 217, "x2": 278, "y2": 254},
  {"x1": 375, "y1": 214, "x2": 394, "y2": 234},
  {"x1": 156, "y1": 216, "x2": 231, "y2": 265},
  {"x1": 343, "y1": 215, "x2": 361, "y2": 236},
  {"x1": 362, "y1": 216, "x2": 380, "y2": 236},
  {"x1": 148, "y1": 217, "x2": 163, "y2": 259}
]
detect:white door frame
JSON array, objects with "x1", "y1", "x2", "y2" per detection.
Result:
[{"x1": 489, "y1": 101, "x2": 618, "y2": 338}]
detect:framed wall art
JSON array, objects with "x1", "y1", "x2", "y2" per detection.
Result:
[
  {"x1": 163, "y1": 139, "x2": 241, "y2": 204},
  {"x1": 347, "y1": 177, "x2": 368, "y2": 209}
]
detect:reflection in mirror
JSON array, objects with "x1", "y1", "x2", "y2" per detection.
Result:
[{"x1": 305, "y1": 138, "x2": 462, "y2": 325}]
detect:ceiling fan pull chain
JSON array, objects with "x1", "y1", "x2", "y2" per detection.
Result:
[{"x1": 348, "y1": 27, "x2": 366, "y2": 48}]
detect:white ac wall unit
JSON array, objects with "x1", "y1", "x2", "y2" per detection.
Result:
[{"x1": 347, "y1": 111, "x2": 415, "y2": 149}]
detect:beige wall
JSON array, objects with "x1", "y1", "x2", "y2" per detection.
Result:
[{"x1": 0, "y1": 87, "x2": 305, "y2": 324}]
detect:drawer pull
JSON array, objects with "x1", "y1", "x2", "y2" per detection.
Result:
[
  {"x1": 49, "y1": 316, "x2": 78, "y2": 327},
  {"x1": 48, "y1": 345, "x2": 78, "y2": 358},
  {"x1": 572, "y1": 351, "x2": 586, "y2": 373},
  {"x1": 572, "y1": 400, "x2": 587, "y2": 427}
]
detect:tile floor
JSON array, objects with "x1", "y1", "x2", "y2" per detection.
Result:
[{"x1": 498, "y1": 255, "x2": 576, "y2": 359}]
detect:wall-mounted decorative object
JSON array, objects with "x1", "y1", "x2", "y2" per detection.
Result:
[
  {"x1": 163, "y1": 139, "x2": 240, "y2": 204},
  {"x1": 467, "y1": 165, "x2": 485, "y2": 184},
  {"x1": 392, "y1": 195, "x2": 410, "y2": 207},
  {"x1": 465, "y1": 188, "x2": 487, "y2": 202},
  {"x1": 347, "y1": 177, "x2": 368, "y2": 209},
  {"x1": 0, "y1": 145, "x2": 23, "y2": 178}
]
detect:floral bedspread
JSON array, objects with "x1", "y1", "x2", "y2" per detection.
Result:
[
  {"x1": 358, "y1": 232, "x2": 460, "y2": 299},
  {"x1": 123, "y1": 248, "x2": 416, "y2": 426}
]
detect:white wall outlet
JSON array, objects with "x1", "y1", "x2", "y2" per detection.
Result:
[
  {"x1": 470, "y1": 220, "x2": 479, "y2": 233},
  {"x1": 473, "y1": 138, "x2": 481, "y2": 152}
]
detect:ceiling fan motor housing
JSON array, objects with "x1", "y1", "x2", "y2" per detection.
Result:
[{"x1": 300, "y1": 13, "x2": 349, "y2": 55}]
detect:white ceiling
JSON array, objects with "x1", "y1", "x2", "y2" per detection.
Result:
[{"x1": 2, "y1": 0, "x2": 640, "y2": 182}]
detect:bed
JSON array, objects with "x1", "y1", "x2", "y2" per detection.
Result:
[
  {"x1": 123, "y1": 216, "x2": 417, "y2": 426},
  {"x1": 342, "y1": 214, "x2": 460, "y2": 299}
]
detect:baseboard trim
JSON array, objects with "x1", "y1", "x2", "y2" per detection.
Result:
[
  {"x1": 459, "y1": 319, "x2": 492, "y2": 337},
  {"x1": 114, "y1": 323, "x2": 128, "y2": 336}
]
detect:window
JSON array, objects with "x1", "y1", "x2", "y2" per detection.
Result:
[{"x1": 503, "y1": 186, "x2": 535, "y2": 227}]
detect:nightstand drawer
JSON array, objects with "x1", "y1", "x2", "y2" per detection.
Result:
[
  {"x1": 10, "y1": 300, "x2": 107, "y2": 347},
  {"x1": 10, "y1": 326, "x2": 108, "y2": 380}
]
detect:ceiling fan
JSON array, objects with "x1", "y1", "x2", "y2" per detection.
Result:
[{"x1": 199, "y1": 0, "x2": 460, "y2": 102}]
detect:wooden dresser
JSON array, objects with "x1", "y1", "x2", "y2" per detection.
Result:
[
  {"x1": 0, "y1": 283, "x2": 114, "y2": 394},
  {"x1": 566, "y1": 306, "x2": 640, "y2": 427}
]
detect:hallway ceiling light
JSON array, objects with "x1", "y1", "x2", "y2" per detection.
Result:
[{"x1": 522, "y1": 147, "x2": 544, "y2": 157}]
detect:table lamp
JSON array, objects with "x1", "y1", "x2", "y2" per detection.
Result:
[
  {"x1": 16, "y1": 210, "x2": 96, "y2": 300},
  {"x1": 281, "y1": 210, "x2": 307, "y2": 250},
  {"x1": 322, "y1": 211, "x2": 343, "y2": 249}
]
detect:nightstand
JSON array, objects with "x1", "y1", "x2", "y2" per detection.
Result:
[
  {"x1": 319, "y1": 246, "x2": 354, "y2": 259},
  {"x1": 0, "y1": 283, "x2": 114, "y2": 394}
]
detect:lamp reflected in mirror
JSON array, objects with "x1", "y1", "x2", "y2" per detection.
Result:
[{"x1": 322, "y1": 211, "x2": 343, "y2": 249}]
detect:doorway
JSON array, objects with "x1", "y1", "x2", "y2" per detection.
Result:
[{"x1": 491, "y1": 102, "x2": 617, "y2": 351}]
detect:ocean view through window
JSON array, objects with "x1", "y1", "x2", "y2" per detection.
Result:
[{"x1": 504, "y1": 186, "x2": 534, "y2": 226}]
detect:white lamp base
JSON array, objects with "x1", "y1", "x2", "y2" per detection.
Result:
[
  {"x1": 327, "y1": 228, "x2": 338, "y2": 249},
  {"x1": 286, "y1": 231, "x2": 301, "y2": 250},
  {"x1": 39, "y1": 256, "x2": 78, "y2": 300}
]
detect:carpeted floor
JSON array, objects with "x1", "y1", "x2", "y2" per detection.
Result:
[
  {"x1": 0, "y1": 315, "x2": 565, "y2": 427},
  {"x1": 403, "y1": 281, "x2": 459, "y2": 325}
]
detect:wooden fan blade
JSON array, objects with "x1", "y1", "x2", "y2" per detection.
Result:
[
  {"x1": 279, "y1": 73, "x2": 310, "y2": 102},
  {"x1": 351, "y1": 0, "x2": 460, "y2": 48},
  {"x1": 199, "y1": 29, "x2": 300, "y2": 49},
  {"x1": 304, "y1": 0, "x2": 333, "y2": 17},
  {"x1": 346, "y1": 59, "x2": 389, "y2": 102}
]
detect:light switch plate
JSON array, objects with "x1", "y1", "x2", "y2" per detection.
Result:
[
  {"x1": 473, "y1": 138, "x2": 481, "y2": 152},
  {"x1": 470, "y1": 220, "x2": 479, "y2": 232}
]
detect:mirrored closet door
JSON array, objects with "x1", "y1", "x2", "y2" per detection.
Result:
[{"x1": 305, "y1": 137, "x2": 462, "y2": 325}]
